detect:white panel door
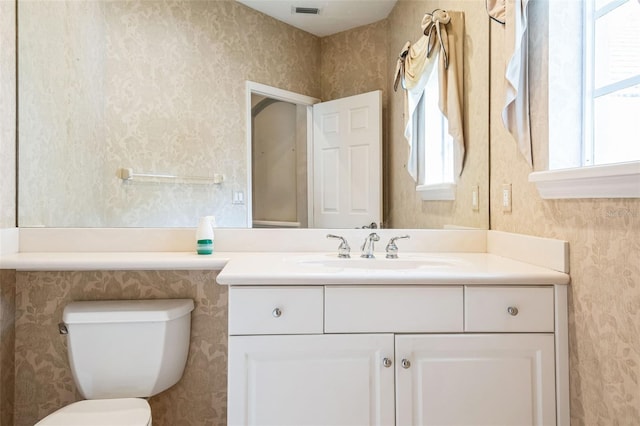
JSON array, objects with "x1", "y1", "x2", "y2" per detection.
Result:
[
  {"x1": 395, "y1": 334, "x2": 557, "y2": 426},
  {"x1": 312, "y1": 90, "x2": 382, "y2": 228},
  {"x1": 228, "y1": 334, "x2": 395, "y2": 426}
]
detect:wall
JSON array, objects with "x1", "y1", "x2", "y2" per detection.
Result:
[
  {"x1": 320, "y1": 20, "x2": 389, "y2": 104},
  {"x1": 490, "y1": 2, "x2": 640, "y2": 424},
  {"x1": 386, "y1": 0, "x2": 490, "y2": 229},
  {"x1": 18, "y1": 0, "x2": 320, "y2": 228},
  {"x1": 0, "y1": 0, "x2": 17, "y2": 423},
  {"x1": 251, "y1": 97, "x2": 304, "y2": 226},
  {"x1": 0, "y1": 269, "x2": 15, "y2": 426},
  {"x1": 0, "y1": 0, "x2": 16, "y2": 228},
  {"x1": 13, "y1": 270, "x2": 227, "y2": 426}
]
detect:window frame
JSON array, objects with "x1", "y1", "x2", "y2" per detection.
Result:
[{"x1": 530, "y1": 0, "x2": 640, "y2": 199}]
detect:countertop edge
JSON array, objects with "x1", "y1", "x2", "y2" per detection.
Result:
[
  {"x1": 0, "y1": 252, "x2": 230, "y2": 271},
  {"x1": 0, "y1": 251, "x2": 571, "y2": 286}
]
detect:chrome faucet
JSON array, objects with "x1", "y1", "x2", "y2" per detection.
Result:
[
  {"x1": 385, "y1": 235, "x2": 410, "y2": 259},
  {"x1": 326, "y1": 234, "x2": 351, "y2": 258},
  {"x1": 361, "y1": 232, "x2": 380, "y2": 258}
]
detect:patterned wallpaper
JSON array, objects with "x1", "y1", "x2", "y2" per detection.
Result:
[
  {"x1": 0, "y1": 0, "x2": 16, "y2": 228},
  {"x1": 13, "y1": 270, "x2": 227, "y2": 426},
  {"x1": 18, "y1": 0, "x2": 320, "y2": 228},
  {"x1": 386, "y1": 0, "x2": 490, "y2": 229},
  {"x1": 490, "y1": 2, "x2": 640, "y2": 424},
  {"x1": 0, "y1": 269, "x2": 16, "y2": 426},
  {"x1": 320, "y1": 20, "x2": 389, "y2": 105}
]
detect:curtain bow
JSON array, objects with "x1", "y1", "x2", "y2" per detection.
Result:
[
  {"x1": 393, "y1": 42, "x2": 411, "y2": 92},
  {"x1": 423, "y1": 9, "x2": 451, "y2": 69}
]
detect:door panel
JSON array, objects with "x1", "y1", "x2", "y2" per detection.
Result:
[
  {"x1": 312, "y1": 91, "x2": 382, "y2": 228},
  {"x1": 395, "y1": 334, "x2": 556, "y2": 426},
  {"x1": 229, "y1": 334, "x2": 395, "y2": 426}
]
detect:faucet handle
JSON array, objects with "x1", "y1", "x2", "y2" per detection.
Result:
[
  {"x1": 385, "y1": 235, "x2": 410, "y2": 259},
  {"x1": 326, "y1": 234, "x2": 351, "y2": 258}
]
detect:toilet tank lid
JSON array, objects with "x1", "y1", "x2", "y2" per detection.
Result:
[{"x1": 63, "y1": 299, "x2": 194, "y2": 324}]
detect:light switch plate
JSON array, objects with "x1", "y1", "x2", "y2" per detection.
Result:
[
  {"x1": 232, "y1": 191, "x2": 245, "y2": 205},
  {"x1": 471, "y1": 185, "x2": 479, "y2": 211},
  {"x1": 502, "y1": 184, "x2": 512, "y2": 212}
]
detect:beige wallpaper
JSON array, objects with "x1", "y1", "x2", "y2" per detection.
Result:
[
  {"x1": 0, "y1": 269, "x2": 16, "y2": 426},
  {"x1": 0, "y1": 0, "x2": 16, "y2": 228},
  {"x1": 386, "y1": 0, "x2": 490, "y2": 229},
  {"x1": 320, "y1": 20, "x2": 389, "y2": 104},
  {"x1": 490, "y1": 2, "x2": 640, "y2": 424},
  {"x1": 18, "y1": 0, "x2": 320, "y2": 228},
  {"x1": 13, "y1": 270, "x2": 227, "y2": 426}
]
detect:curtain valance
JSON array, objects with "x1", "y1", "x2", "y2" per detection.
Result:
[{"x1": 394, "y1": 10, "x2": 465, "y2": 181}]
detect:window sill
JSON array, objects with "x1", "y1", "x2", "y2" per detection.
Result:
[
  {"x1": 529, "y1": 162, "x2": 640, "y2": 199},
  {"x1": 417, "y1": 183, "x2": 456, "y2": 201}
]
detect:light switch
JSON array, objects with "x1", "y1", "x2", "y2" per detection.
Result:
[
  {"x1": 472, "y1": 185, "x2": 479, "y2": 211},
  {"x1": 502, "y1": 184, "x2": 512, "y2": 212},
  {"x1": 232, "y1": 191, "x2": 244, "y2": 205}
]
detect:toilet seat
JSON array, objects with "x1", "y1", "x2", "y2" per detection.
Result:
[{"x1": 35, "y1": 398, "x2": 151, "y2": 426}]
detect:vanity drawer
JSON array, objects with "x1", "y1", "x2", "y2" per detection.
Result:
[
  {"x1": 228, "y1": 286, "x2": 324, "y2": 335},
  {"x1": 325, "y1": 286, "x2": 464, "y2": 333},
  {"x1": 464, "y1": 286, "x2": 554, "y2": 332}
]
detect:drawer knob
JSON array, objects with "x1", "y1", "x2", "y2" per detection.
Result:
[
  {"x1": 272, "y1": 307, "x2": 282, "y2": 318},
  {"x1": 507, "y1": 306, "x2": 519, "y2": 316},
  {"x1": 401, "y1": 359, "x2": 411, "y2": 369},
  {"x1": 383, "y1": 357, "x2": 392, "y2": 368}
]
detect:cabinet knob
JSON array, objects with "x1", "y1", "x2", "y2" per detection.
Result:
[
  {"x1": 382, "y1": 357, "x2": 392, "y2": 368},
  {"x1": 272, "y1": 307, "x2": 282, "y2": 318},
  {"x1": 401, "y1": 359, "x2": 411, "y2": 369},
  {"x1": 507, "y1": 306, "x2": 519, "y2": 316}
]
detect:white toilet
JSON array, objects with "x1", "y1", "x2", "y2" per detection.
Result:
[{"x1": 36, "y1": 298, "x2": 195, "y2": 426}]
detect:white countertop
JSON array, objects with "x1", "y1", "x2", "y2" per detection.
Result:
[
  {"x1": 0, "y1": 228, "x2": 570, "y2": 285},
  {"x1": 0, "y1": 251, "x2": 230, "y2": 271},
  {"x1": 0, "y1": 251, "x2": 570, "y2": 285},
  {"x1": 216, "y1": 252, "x2": 570, "y2": 286}
]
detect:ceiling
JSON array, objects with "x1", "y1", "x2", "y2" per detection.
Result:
[{"x1": 235, "y1": 0, "x2": 398, "y2": 37}]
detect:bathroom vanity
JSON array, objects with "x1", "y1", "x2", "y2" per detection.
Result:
[
  {"x1": 0, "y1": 227, "x2": 570, "y2": 426},
  {"x1": 217, "y1": 232, "x2": 570, "y2": 426}
]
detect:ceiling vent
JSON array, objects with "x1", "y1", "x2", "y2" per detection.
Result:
[{"x1": 293, "y1": 6, "x2": 321, "y2": 15}]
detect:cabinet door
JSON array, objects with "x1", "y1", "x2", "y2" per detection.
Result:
[
  {"x1": 396, "y1": 334, "x2": 556, "y2": 426},
  {"x1": 229, "y1": 334, "x2": 395, "y2": 426}
]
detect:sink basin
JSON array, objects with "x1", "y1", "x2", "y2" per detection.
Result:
[{"x1": 293, "y1": 255, "x2": 457, "y2": 271}]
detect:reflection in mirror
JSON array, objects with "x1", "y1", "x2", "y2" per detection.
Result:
[
  {"x1": 17, "y1": 0, "x2": 489, "y2": 229},
  {"x1": 251, "y1": 94, "x2": 308, "y2": 229}
]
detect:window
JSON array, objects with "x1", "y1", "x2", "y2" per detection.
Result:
[
  {"x1": 416, "y1": 65, "x2": 456, "y2": 200},
  {"x1": 530, "y1": 0, "x2": 640, "y2": 198},
  {"x1": 584, "y1": 0, "x2": 640, "y2": 166}
]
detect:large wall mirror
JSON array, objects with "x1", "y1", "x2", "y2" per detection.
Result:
[{"x1": 17, "y1": 0, "x2": 489, "y2": 229}]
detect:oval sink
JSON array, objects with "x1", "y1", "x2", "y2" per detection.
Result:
[{"x1": 295, "y1": 255, "x2": 457, "y2": 271}]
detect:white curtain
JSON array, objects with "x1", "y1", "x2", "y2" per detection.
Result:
[
  {"x1": 502, "y1": 0, "x2": 532, "y2": 166},
  {"x1": 394, "y1": 10, "x2": 465, "y2": 181}
]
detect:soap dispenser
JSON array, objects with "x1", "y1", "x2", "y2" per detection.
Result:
[{"x1": 196, "y1": 216, "x2": 214, "y2": 255}]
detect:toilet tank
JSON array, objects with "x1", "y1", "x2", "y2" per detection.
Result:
[{"x1": 62, "y1": 299, "x2": 195, "y2": 399}]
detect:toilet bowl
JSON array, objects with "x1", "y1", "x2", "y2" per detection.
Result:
[{"x1": 35, "y1": 299, "x2": 194, "y2": 425}]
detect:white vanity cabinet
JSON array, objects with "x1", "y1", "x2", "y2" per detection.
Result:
[
  {"x1": 227, "y1": 285, "x2": 567, "y2": 426},
  {"x1": 395, "y1": 334, "x2": 556, "y2": 426},
  {"x1": 228, "y1": 333, "x2": 395, "y2": 426}
]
